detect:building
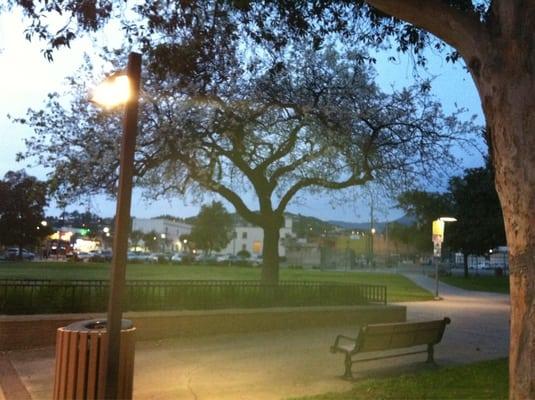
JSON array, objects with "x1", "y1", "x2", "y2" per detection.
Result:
[
  {"x1": 221, "y1": 216, "x2": 294, "y2": 257},
  {"x1": 490, "y1": 246, "x2": 509, "y2": 270},
  {"x1": 132, "y1": 218, "x2": 192, "y2": 251}
]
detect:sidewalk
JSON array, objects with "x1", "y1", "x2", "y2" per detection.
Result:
[{"x1": 2, "y1": 276, "x2": 510, "y2": 400}]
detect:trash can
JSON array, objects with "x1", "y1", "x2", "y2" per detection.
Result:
[{"x1": 53, "y1": 319, "x2": 136, "y2": 400}]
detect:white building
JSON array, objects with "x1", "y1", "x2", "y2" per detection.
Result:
[
  {"x1": 221, "y1": 216, "x2": 294, "y2": 257},
  {"x1": 490, "y1": 246, "x2": 509, "y2": 269},
  {"x1": 132, "y1": 218, "x2": 192, "y2": 251}
]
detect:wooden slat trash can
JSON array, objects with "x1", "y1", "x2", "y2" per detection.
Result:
[{"x1": 53, "y1": 319, "x2": 136, "y2": 400}]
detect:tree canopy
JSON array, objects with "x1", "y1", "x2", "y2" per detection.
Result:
[
  {"x1": 396, "y1": 162, "x2": 506, "y2": 269},
  {"x1": 0, "y1": 170, "x2": 51, "y2": 252},
  {"x1": 16, "y1": 43, "x2": 476, "y2": 282},
  {"x1": 190, "y1": 201, "x2": 233, "y2": 253}
]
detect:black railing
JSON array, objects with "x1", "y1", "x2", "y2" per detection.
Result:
[{"x1": 0, "y1": 279, "x2": 387, "y2": 314}]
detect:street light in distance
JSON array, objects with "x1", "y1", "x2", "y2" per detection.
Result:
[{"x1": 432, "y1": 216, "x2": 457, "y2": 300}]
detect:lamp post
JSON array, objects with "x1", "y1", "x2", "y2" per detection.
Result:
[
  {"x1": 432, "y1": 217, "x2": 457, "y2": 299},
  {"x1": 92, "y1": 52, "x2": 142, "y2": 399}
]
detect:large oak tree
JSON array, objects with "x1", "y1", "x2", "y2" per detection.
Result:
[{"x1": 17, "y1": 46, "x2": 473, "y2": 283}]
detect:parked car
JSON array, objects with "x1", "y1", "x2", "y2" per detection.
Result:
[
  {"x1": 127, "y1": 251, "x2": 152, "y2": 263},
  {"x1": 148, "y1": 253, "x2": 170, "y2": 263},
  {"x1": 89, "y1": 250, "x2": 113, "y2": 262},
  {"x1": 74, "y1": 251, "x2": 92, "y2": 262},
  {"x1": 215, "y1": 253, "x2": 233, "y2": 263},
  {"x1": 196, "y1": 253, "x2": 218, "y2": 265},
  {"x1": 171, "y1": 253, "x2": 188, "y2": 264},
  {"x1": 251, "y1": 255, "x2": 263, "y2": 266},
  {"x1": 4, "y1": 248, "x2": 35, "y2": 261}
]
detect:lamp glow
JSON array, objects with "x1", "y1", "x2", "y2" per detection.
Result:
[
  {"x1": 92, "y1": 75, "x2": 131, "y2": 108},
  {"x1": 439, "y1": 217, "x2": 457, "y2": 222}
]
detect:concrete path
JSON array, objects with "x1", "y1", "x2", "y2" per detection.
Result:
[{"x1": 3, "y1": 276, "x2": 510, "y2": 400}]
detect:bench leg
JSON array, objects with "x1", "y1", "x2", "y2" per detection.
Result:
[
  {"x1": 426, "y1": 344, "x2": 435, "y2": 364},
  {"x1": 343, "y1": 354, "x2": 353, "y2": 379}
]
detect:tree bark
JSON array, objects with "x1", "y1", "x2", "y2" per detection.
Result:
[
  {"x1": 476, "y1": 68, "x2": 535, "y2": 400},
  {"x1": 261, "y1": 221, "x2": 281, "y2": 284},
  {"x1": 363, "y1": 2, "x2": 535, "y2": 398}
]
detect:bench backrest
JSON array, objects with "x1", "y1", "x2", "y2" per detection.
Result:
[{"x1": 356, "y1": 318, "x2": 450, "y2": 353}]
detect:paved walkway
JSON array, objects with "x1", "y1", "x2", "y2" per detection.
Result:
[{"x1": 3, "y1": 276, "x2": 510, "y2": 400}]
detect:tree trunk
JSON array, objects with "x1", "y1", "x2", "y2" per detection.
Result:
[
  {"x1": 359, "y1": 3, "x2": 535, "y2": 395},
  {"x1": 473, "y1": 54, "x2": 535, "y2": 399},
  {"x1": 463, "y1": 253, "x2": 469, "y2": 279},
  {"x1": 261, "y1": 223, "x2": 281, "y2": 284}
]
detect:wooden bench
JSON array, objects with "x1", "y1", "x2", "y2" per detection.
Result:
[{"x1": 330, "y1": 317, "x2": 451, "y2": 379}]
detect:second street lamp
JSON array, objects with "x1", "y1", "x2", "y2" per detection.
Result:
[{"x1": 432, "y1": 217, "x2": 457, "y2": 299}]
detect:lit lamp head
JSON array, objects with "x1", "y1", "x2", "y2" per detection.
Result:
[
  {"x1": 371, "y1": 228, "x2": 376, "y2": 235},
  {"x1": 91, "y1": 73, "x2": 131, "y2": 108},
  {"x1": 160, "y1": 233, "x2": 166, "y2": 239},
  {"x1": 439, "y1": 217, "x2": 457, "y2": 223}
]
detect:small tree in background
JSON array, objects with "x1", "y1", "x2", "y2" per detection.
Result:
[
  {"x1": 0, "y1": 170, "x2": 52, "y2": 256},
  {"x1": 190, "y1": 202, "x2": 233, "y2": 254},
  {"x1": 129, "y1": 229, "x2": 144, "y2": 250},
  {"x1": 447, "y1": 163, "x2": 506, "y2": 277},
  {"x1": 141, "y1": 230, "x2": 159, "y2": 253}
]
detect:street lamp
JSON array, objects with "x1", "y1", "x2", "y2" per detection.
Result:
[
  {"x1": 432, "y1": 216, "x2": 457, "y2": 299},
  {"x1": 92, "y1": 52, "x2": 142, "y2": 399}
]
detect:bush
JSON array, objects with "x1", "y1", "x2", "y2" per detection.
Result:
[{"x1": 236, "y1": 249, "x2": 251, "y2": 258}]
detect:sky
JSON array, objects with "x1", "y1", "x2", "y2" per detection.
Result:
[{"x1": 0, "y1": 9, "x2": 485, "y2": 223}]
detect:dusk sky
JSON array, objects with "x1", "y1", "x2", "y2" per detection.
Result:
[{"x1": 0, "y1": 9, "x2": 485, "y2": 223}]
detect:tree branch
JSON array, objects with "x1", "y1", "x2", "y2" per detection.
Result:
[
  {"x1": 364, "y1": 0, "x2": 490, "y2": 60},
  {"x1": 275, "y1": 171, "x2": 373, "y2": 215}
]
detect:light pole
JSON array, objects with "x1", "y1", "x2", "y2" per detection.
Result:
[
  {"x1": 92, "y1": 52, "x2": 142, "y2": 399},
  {"x1": 432, "y1": 217, "x2": 457, "y2": 299}
]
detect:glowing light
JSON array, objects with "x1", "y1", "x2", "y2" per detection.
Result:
[
  {"x1": 91, "y1": 74, "x2": 130, "y2": 108},
  {"x1": 40, "y1": 220, "x2": 48, "y2": 227},
  {"x1": 103, "y1": 227, "x2": 110, "y2": 234},
  {"x1": 439, "y1": 217, "x2": 457, "y2": 222}
]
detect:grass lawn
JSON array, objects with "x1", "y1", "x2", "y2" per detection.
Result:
[
  {"x1": 0, "y1": 262, "x2": 433, "y2": 302},
  {"x1": 441, "y1": 275, "x2": 510, "y2": 294},
  {"x1": 290, "y1": 358, "x2": 508, "y2": 400}
]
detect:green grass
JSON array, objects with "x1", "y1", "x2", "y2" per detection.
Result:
[
  {"x1": 441, "y1": 275, "x2": 510, "y2": 294},
  {"x1": 0, "y1": 262, "x2": 433, "y2": 302},
  {"x1": 290, "y1": 358, "x2": 508, "y2": 400}
]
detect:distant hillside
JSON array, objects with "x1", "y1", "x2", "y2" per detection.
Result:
[
  {"x1": 327, "y1": 214, "x2": 416, "y2": 232},
  {"x1": 181, "y1": 208, "x2": 415, "y2": 236}
]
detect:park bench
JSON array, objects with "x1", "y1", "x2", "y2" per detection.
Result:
[{"x1": 330, "y1": 317, "x2": 451, "y2": 379}]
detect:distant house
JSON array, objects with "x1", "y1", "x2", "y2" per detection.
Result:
[
  {"x1": 220, "y1": 216, "x2": 294, "y2": 256},
  {"x1": 132, "y1": 218, "x2": 192, "y2": 251}
]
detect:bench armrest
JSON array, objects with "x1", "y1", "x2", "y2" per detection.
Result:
[{"x1": 330, "y1": 335, "x2": 357, "y2": 354}]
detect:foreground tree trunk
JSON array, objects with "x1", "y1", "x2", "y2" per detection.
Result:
[
  {"x1": 363, "y1": 1, "x2": 535, "y2": 398},
  {"x1": 478, "y1": 69, "x2": 535, "y2": 400},
  {"x1": 261, "y1": 220, "x2": 282, "y2": 284}
]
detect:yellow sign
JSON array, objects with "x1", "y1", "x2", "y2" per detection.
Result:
[{"x1": 432, "y1": 219, "x2": 444, "y2": 244}]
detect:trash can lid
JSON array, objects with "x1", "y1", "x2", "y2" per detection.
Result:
[{"x1": 63, "y1": 319, "x2": 133, "y2": 332}]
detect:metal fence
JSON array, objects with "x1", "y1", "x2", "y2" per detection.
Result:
[{"x1": 0, "y1": 279, "x2": 387, "y2": 314}]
